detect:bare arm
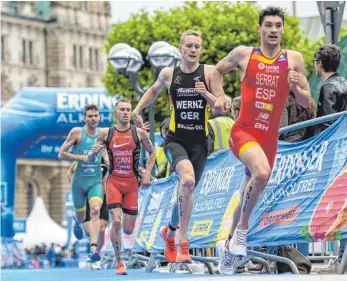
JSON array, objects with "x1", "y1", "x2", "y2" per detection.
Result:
[
  {"x1": 132, "y1": 67, "x2": 172, "y2": 125},
  {"x1": 58, "y1": 128, "x2": 86, "y2": 162},
  {"x1": 88, "y1": 128, "x2": 109, "y2": 161},
  {"x1": 288, "y1": 51, "x2": 311, "y2": 108},
  {"x1": 66, "y1": 162, "x2": 75, "y2": 181},
  {"x1": 211, "y1": 46, "x2": 250, "y2": 112},
  {"x1": 137, "y1": 128, "x2": 156, "y2": 186},
  {"x1": 211, "y1": 46, "x2": 248, "y2": 98},
  {"x1": 102, "y1": 147, "x2": 109, "y2": 169},
  {"x1": 195, "y1": 65, "x2": 217, "y2": 106}
]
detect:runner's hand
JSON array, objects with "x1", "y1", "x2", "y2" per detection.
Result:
[
  {"x1": 143, "y1": 121, "x2": 150, "y2": 132},
  {"x1": 213, "y1": 95, "x2": 227, "y2": 114},
  {"x1": 132, "y1": 113, "x2": 144, "y2": 129},
  {"x1": 288, "y1": 66, "x2": 299, "y2": 90},
  {"x1": 141, "y1": 170, "x2": 151, "y2": 186},
  {"x1": 92, "y1": 144, "x2": 104, "y2": 154},
  {"x1": 195, "y1": 80, "x2": 208, "y2": 96},
  {"x1": 80, "y1": 155, "x2": 89, "y2": 163}
]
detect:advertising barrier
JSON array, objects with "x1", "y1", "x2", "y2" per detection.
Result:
[{"x1": 129, "y1": 113, "x2": 347, "y2": 252}]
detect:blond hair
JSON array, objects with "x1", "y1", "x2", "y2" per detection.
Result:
[
  {"x1": 180, "y1": 30, "x2": 202, "y2": 44},
  {"x1": 115, "y1": 98, "x2": 131, "y2": 110}
]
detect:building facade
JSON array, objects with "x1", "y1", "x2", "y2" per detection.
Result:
[{"x1": 1, "y1": 1, "x2": 111, "y2": 227}]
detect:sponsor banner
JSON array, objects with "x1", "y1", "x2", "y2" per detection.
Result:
[
  {"x1": 134, "y1": 176, "x2": 178, "y2": 253},
  {"x1": 122, "y1": 186, "x2": 152, "y2": 252},
  {"x1": 65, "y1": 192, "x2": 74, "y2": 248},
  {"x1": 1, "y1": 87, "x2": 164, "y2": 237},
  {"x1": 130, "y1": 114, "x2": 347, "y2": 251},
  {"x1": 0, "y1": 238, "x2": 27, "y2": 268},
  {"x1": 13, "y1": 219, "x2": 26, "y2": 233}
]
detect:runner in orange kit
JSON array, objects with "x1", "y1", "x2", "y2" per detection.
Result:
[{"x1": 211, "y1": 6, "x2": 311, "y2": 274}]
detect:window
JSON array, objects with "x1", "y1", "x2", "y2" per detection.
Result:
[
  {"x1": 89, "y1": 47, "x2": 93, "y2": 69},
  {"x1": 79, "y1": 46, "x2": 83, "y2": 68},
  {"x1": 22, "y1": 39, "x2": 26, "y2": 63},
  {"x1": 9, "y1": 1, "x2": 19, "y2": 15},
  {"x1": 27, "y1": 183, "x2": 34, "y2": 215},
  {"x1": 80, "y1": 1, "x2": 88, "y2": 12},
  {"x1": 21, "y1": 40, "x2": 34, "y2": 65},
  {"x1": 95, "y1": 48, "x2": 99, "y2": 70},
  {"x1": 73, "y1": 45, "x2": 77, "y2": 67},
  {"x1": 29, "y1": 41, "x2": 33, "y2": 65},
  {"x1": 1, "y1": 36, "x2": 4, "y2": 62}
]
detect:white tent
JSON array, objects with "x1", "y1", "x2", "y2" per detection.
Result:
[{"x1": 18, "y1": 197, "x2": 75, "y2": 248}]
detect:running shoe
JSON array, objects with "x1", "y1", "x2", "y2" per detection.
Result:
[
  {"x1": 176, "y1": 241, "x2": 192, "y2": 263},
  {"x1": 73, "y1": 217, "x2": 83, "y2": 240},
  {"x1": 216, "y1": 240, "x2": 240, "y2": 275},
  {"x1": 229, "y1": 228, "x2": 248, "y2": 258},
  {"x1": 87, "y1": 249, "x2": 101, "y2": 263},
  {"x1": 116, "y1": 261, "x2": 127, "y2": 275},
  {"x1": 90, "y1": 260, "x2": 102, "y2": 270},
  {"x1": 160, "y1": 225, "x2": 177, "y2": 263}
]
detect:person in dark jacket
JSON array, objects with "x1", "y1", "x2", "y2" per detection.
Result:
[
  {"x1": 280, "y1": 92, "x2": 317, "y2": 142},
  {"x1": 313, "y1": 44, "x2": 347, "y2": 135}
]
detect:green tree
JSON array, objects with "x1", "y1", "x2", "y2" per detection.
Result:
[{"x1": 104, "y1": 2, "x2": 332, "y2": 126}]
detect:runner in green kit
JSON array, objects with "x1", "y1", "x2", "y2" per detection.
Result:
[{"x1": 58, "y1": 104, "x2": 109, "y2": 263}]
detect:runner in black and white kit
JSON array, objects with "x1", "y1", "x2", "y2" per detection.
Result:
[{"x1": 132, "y1": 30, "x2": 218, "y2": 263}]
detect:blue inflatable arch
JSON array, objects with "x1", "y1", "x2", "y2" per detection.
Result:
[{"x1": 1, "y1": 88, "x2": 118, "y2": 237}]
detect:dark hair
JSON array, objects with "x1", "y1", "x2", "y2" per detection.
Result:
[
  {"x1": 232, "y1": 96, "x2": 241, "y2": 110},
  {"x1": 84, "y1": 104, "x2": 99, "y2": 116},
  {"x1": 314, "y1": 44, "x2": 341, "y2": 72},
  {"x1": 259, "y1": 6, "x2": 285, "y2": 25}
]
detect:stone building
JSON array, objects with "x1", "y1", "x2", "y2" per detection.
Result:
[{"x1": 1, "y1": 1, "x2": 111, "y2": 226}]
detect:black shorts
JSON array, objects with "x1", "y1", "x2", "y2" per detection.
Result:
[
  {"x1": 84, "y1": 194, "x2": 109, "y2": 222},
  {"x1": 164, "y1": 136, "x2": 208, "y2": 185}
]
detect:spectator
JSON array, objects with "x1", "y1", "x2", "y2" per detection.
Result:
[
  {"x1": 280, "y1": 92, "x2": 317, "y2": 142},
  {"x1": 312, "y1": 44, "x2": 347, "y2": 135},
  {"x1": 47, "y1": 243, "x2": 56, "y2": 267},
  {"x1": 312, "y1": 44, "x2": 347, "y2": 270},
  {"x1": 231, "y1": 96, "x2": 241, "y2": 121},
  {"x1": 207, "y1": 96, "x2": 234, "y2": 155},
  {"x1": 155, "y1": 117, "x2": 172, "y2": 179}
]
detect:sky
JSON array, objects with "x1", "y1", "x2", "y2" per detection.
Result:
[{"x1": 111, "y1": 1, "x2": 347, "y2": 23}]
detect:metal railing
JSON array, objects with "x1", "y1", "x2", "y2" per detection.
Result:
[
  {"x1": 279, "y1": 111, "x2": 346, "y2": 134},
  {"x1": 100, "y1": 112, "x2": 347, "y2": 275}
]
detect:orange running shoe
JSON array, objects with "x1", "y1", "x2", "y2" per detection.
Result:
[
  {"x1": 116, "y1": 261, "x2": 127, "y2": 275},
  {"x1": 160, "y1": 225, "x2": 177, "y2": 263},
  {"x1": 177, "y1": 241, "x2": 192, "y2": 263}
]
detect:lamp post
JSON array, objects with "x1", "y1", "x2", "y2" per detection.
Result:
[{"x1": 108, "y1": 41, "x2": 181, "y2": 166}]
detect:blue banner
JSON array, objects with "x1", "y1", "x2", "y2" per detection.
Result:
[
  {"x1": 131, "y1": 113, "x2": 347, "y2": 251},
  {"x1": 0, "y1": 87, "x2": 164, "y2": 237},
  {"x1": 1, "y1": 88, "x2": 119, "y2": 237},
  {"x1": 1, "y1": 238, "x2": 27, "y2": 268},
  {"x1": 65, "y1": 192, "x2": 74, "y2": 248},
  {"x1": 13, "y1": 219, "x2": 26, "y2": 233}
]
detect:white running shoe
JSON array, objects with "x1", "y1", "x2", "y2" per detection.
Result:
[
  {"x1": 90, "y1": 261, "x2": 102, "y2": 270},
  {"x1": 216, "y1": 240, "x2": 240, "y2": 275},
  {"x1": 229, "y1": 228, "x2": 248, "y2": 258}
]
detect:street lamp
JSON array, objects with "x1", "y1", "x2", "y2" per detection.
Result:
[
  {"x1": 108, "y1": 41, "x2": 181, "y2": 166},
  {"x1": 108, "y1": 41, "x2": 180, "y2": 134}
]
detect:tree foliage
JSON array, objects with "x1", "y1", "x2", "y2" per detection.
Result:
[{"x1": 103, "y1": 2, "x2": 344, "y2": 126}]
